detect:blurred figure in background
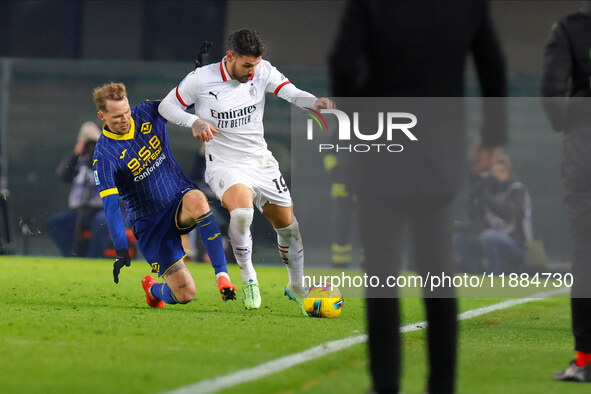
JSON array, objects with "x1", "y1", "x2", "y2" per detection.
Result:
[
  {"x1": 454, "y1": 154, "x2": 530, "y2": 274},
  {"x1": 540, "y1": 0, "x2": 591, "y2": 382},
  {"x1": 330, "y1": 1, "x2": 507, "y2": 392},
  {"x1": 48, "y1": 121, "x2": 110, "y2": 258},
  {"x1": 324, "y1": 151, "x2": 358, "y2": 269}
]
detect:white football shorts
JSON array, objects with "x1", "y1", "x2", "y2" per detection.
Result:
[{"x1": 204, "y1": 150, "x2": 292, "y2": 211}]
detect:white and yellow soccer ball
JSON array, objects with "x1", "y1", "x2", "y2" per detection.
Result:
[{"x1": 303, "y1": 284, "x2": 343, "y2": 318}]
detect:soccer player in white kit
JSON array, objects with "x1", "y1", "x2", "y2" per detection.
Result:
[{"x1": 159, "y1": 29, "x2": 334, "y2": 312}]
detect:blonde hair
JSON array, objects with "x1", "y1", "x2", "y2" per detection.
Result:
[{"x1": 92, "y1": 82, "x2": 127, "y2": 112}]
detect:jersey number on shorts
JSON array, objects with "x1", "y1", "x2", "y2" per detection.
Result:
[{"x1": 272, "y1": 176, "x2": 288, "y2": 193}]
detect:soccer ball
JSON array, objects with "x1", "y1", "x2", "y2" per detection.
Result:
[{"x1": 303, "y1": 284, "x2": 343, "y2": 318}]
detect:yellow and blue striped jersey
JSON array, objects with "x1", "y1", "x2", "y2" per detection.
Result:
[{"x1": 93, "y1": 100, "x2": 195, "y2": 226}]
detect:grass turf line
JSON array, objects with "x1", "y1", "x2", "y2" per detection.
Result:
[
  {"x1": 0, "y1": 257, "x2": 579, "y2": 393},
  {"x1": 217, "y1": 298, "x2": 580, "y2": 394},
  {"x1": 0, "y1": 256, "x2": 365, "y2": 394}
]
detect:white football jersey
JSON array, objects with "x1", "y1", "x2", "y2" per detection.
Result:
[{"x1": 160, "y1": 58, "x2": 317, "y2": 159}]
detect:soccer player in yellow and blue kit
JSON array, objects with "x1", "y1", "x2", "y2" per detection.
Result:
[{"x1": 92, "y1": 82, "x2": 237, "y2": 308}]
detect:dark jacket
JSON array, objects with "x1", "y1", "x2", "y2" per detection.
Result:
[
  {"x1": 56, "y1": 151, "x2": 101, "y2": 210},
  {"x1": 540, "y1": 11, "x2": 591, "y2": 132},
  {"x1": 469, "y1": 173, "x2": 529, "y2": 246},
  {"x1": 540, "y1": 10, "x2": 591, "y2": 201},
  {"x1": 329, "y1": 0, "x2": 507, "y2": 198}
]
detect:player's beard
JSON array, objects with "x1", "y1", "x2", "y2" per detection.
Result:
[
  {"x1": 236, "y1": 73, "x2": 250, "y2": 83},
  {"x1": 230, "y1": 63, "x2": 251, "y2": 83}
]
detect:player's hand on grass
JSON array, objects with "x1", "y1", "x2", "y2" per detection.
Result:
[
  {"x1": 313, "y1": 97, "x2": 336, "y2": 110},
  {"x1": 113, "y1": 249, "x2": 131, "y2": 284},
  {"x1": 191, "y1": 119, "x2": 219, "y2": 142}
]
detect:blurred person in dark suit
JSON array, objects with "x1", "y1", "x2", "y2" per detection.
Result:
[
  {"x1": 330, "y1": 1, "x2": 507, "y2": 393},
  {"x1": 540, "y1": 0, "x2": 591, "y2": 382}
]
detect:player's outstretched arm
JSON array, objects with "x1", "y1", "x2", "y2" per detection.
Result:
[
  {"x1": 273, "y1": 79, "x2": 335, "y2": 110},
  {"x1": 158, "y1": 88, "x2": 199, "y2": 128},
  {"x1": 102, "y1": 194, "x2": 131, "y2": 283},
  {"x1": 159, "y1": 87, "x2": 220, "y2": 141}
]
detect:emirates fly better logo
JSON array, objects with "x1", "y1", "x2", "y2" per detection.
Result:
[{"x1": 304, "y1": 107, "x2": 418, "y2": 153}]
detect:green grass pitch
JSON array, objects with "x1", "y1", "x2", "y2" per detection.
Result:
[{"x1": 0, "y1": 256, "x2": 586, "y2": 393}]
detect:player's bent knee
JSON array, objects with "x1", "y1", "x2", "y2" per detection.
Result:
[
  {"x1": 176, "y1": 294, "x2": 194, "y2": 304},
  {"x1": 174, "y1": 284, "x2": 196, "y2": 304},
  {"x1": 230, "y1": 208, "x2": 254, "y2": 234},
  {"x1": 183, "y1": 190, "x2": 210, "y2": 217}
]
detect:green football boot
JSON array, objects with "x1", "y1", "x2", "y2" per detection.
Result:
[
  {"x1": 284, "y1": 283, "x2": 308, "y2": 316},
  {"x1": 242, "y1": 279, "x2": 262, "y2": 310}
]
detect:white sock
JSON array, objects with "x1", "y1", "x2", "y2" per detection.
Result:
[
  {"x1": 275, "y1": 218, "x2": 305, "y2": 293},
  {"x1": 229, "y1": 208, "x2": 257, "y2": 282}
]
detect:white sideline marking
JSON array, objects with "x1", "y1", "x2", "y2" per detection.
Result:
[{"x1": 164, "y1": 288, "x2": 569, "y2": 394}]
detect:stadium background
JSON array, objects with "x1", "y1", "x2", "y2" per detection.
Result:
[{"x1": 0, "y1": 0, "x2": 577, "y2": 264}]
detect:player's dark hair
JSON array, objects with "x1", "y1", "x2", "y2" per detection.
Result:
[{"x1": 228, "y1": 28, "x2": 266, "y2": 57}]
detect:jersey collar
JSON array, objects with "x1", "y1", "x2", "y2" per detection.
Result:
[
  {"x1": 220, "y1": 57, "x2": 230, "y2": 82},
  {"x1": 220, "y1": 57, "x2": 255, "y2": 82},
  {"x1": 103, "y1": 116, "x2": 136, "y2": 140}
]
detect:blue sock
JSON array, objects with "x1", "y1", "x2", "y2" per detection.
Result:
[
  {"x1": 196, "y1": 211, "x2": 228, "y2": 275},
  {"x1": 150, "y1": 283, "x2": 178, "y2": 304}
]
